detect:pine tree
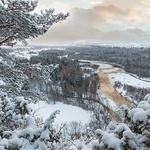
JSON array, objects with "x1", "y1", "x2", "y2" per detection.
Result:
[
  {"x1": 0, "y1": 0, "x2": 69, "y2": 46},
  {"x1": 93, "y1": 93, "x2": 150, "y2": 150}
]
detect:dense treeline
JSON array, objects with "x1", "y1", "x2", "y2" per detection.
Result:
[{"x1": 66, "y1": 46, "x2": 150, "y2": 78}]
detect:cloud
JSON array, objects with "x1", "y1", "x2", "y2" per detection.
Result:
[
  {"x1": 91, "y1": 1, "x2": 150, "y2": 25},
  {"x1": 29, "y1": 24, "x2": 150, "y2": 45},
  {"x1": 101, "y1": 28, "x2": 150, "y2": 42},
  {"x1": 29, "y1": 0, "x2": 150, "y2": 45},
  {"x1": 92, "y1": 4, "x2": 129, "y2": 16},
  {"x1": 29, "y1": 8, "x2": 102, "y2": 45}
]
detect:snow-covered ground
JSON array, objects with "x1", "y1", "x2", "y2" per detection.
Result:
[
  {"x1": 98, "y1": 63, "x2": 112, "y2": 69},
  {"x1": 10, "y1": 47, "x2": 40, "y2": 59},
  {"x1": 103, "y1": 68, "x2": 120, "y2": 73},
  {"x1": 29, "y1": 101, "x2": 93, "y2": 125},
  {"x1": 8, "y1": 46, "x2": 66, "y2": 59},
  {"x1": 96, "y1": 90, "x2": 119, "y2": 112},
  {"x1": 108, "y1": 72, "x2": 150, "y2": 88}
]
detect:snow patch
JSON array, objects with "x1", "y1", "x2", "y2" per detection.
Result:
[
  {"x1": 103, "y1": 67, "x2": 120, "y2": 73},
  {"x1": 108, "y1": 72, "x2": 150, "y2": 88},
  {"x1": 29, "y1": 101, "x2": 92, "y2": 125},
  {"x1": 101, "y1": 133, "x2": 121, "y2": 149},
  {"x1": 133, "y1": 111, "x2": 148, "y2": 124}
]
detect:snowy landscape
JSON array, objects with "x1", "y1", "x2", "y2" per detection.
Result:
[
  {"x1": 0, "y1": 0, "x2": 150, "y2": 149},
  {"x1": 1, "y1": 43, "x2": 150, "y2": 149}
]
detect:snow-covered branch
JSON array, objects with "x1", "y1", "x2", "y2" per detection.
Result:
[{"x1": 0, "y1": 0, "x2": 69, "y2": 46}]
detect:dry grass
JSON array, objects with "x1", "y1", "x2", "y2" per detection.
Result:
[{"x1": 99, "y1": 69, "x2": 131, "y2": 107}]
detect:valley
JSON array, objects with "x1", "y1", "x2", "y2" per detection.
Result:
[
  {"x1": 0, "y1": 44, "x2": 150, "y2": 149},
  {"x1": 1, "y1": 0, "x2": 150, "y2": 148}
]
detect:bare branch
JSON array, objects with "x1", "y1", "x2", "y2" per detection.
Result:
[{"x1": 0, "y1": 35, "x2": 14, "y2": 45}]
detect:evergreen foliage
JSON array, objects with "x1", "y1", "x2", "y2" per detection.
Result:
[{"x1": 0, "y1": 0, "x2": 69, "y2": 46}]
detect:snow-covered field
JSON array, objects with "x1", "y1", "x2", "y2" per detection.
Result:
[
  {"x1": 8, "y1": 46, "x2": 66, "y2": 59},
  {"x1": 29, "y1": 101, "x2": 93, "y2": 125},
  {"x1": 98, "y1": 63, "x2": 112, "y2": 69},
  {"x1": 10, "y1": 47, "x2": 41, "y2": 59},
  {"x1": 103, "y1": 68, "x2": 120, "y2": 73},
  {"x1": 108, "y1": 72, "x2": 150, "y2": 88}
]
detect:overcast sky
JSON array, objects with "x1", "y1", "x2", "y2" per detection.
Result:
[{"x1": 29, "y1": 0, "x2": 150, "y2": 45}]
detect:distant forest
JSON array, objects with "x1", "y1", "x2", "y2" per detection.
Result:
[
  {"x1": 17, "y1": 45, "x2": 150, "y2": 78},
  {"x1": 65, "y1": 46, "x2": 150, "y2": 78}
]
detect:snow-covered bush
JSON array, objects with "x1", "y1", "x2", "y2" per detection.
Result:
[
  {"x1": 0, "y1": 92, "x2": 31, "y2": 149},
  {"x1": 0, "y1": 93, "x2": 30, "y2": 133},
  {"x1": 94, "y1": 93, "x2": 150, "y2": 150},
  {"x1": 19, "y1": 110, "x2": 61, "y2": 150},
  {"x1": 0, "y1": 92, "x2": 62, "y2": 149}
]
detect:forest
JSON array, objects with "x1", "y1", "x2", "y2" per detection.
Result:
[
  {"x1": 1, "y1": 45, "x2": 150, "y2": 149},
  {"x1": 0, "y1": 0, "x2": 150, "y2": 149},
  {"x1": 26, "y1": 46, "x2": 150, "y2": 103},
  {"x1": 65, "y1": 45, "x2": 150, "y2": 78}
]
